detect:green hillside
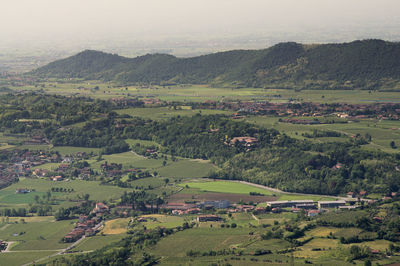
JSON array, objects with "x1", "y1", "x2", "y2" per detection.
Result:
[{"x1": 31, "y1": 39, "x2": 400, "y2": 90}]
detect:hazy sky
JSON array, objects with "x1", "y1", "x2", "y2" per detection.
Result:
[{"x1": 1, "y1": 0, "x2": 400, "y2": 54}]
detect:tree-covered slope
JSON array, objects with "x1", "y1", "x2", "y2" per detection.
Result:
[{"x1": 31, "y1": 39, "x2": 400, "y2": 89}]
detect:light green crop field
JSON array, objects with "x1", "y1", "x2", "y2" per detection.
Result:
[
  {"x1": 116, "y1": 107, "x2": 232, "y2": 120},
  {"x1": 0, "y1": 219, "x2": 73, "y2": 251},
  {"x1": 0, "y1": 251, "x2": 56, "y2": 266},
  {"x1": 0, "y1": 190, "x2": 46, "y2": 205},
  {"x1": 182, "y1": 181, "x2": 275, "y2": 195}
]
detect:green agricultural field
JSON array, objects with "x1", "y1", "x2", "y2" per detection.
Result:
[
  {"x1": 294, "y1": 238, "x2": 340, "y2": 259},
  {"x1": 92, "y1": 151, "x2": 216, "y2": 179},
  {"x1": 0, "y1": 251, "x2": 56, "y2": 266},
  {"x1": 317, "y1": 210, "x2": 368, "y2": 225},
  {"x1": 0, "y1": 143, "x2": 14, "y2": 150},
  {"x1": 0, "y1": 178, "x2": 131, "y2": 207},
  {"x1": 139, "y1": 214, "x2": 186, "y2": 229},
  {"x1": 102, "y1": 218, "x2": 131, "y2": 234},
  {"x1": 149, "y1": 227, "x2": 255, "y2": 257},
  {"x1": 181, "y1": 180, "x2": 336, "y2": 202},
  {"x1": 182, "y1": 181, "x2": 275, "y2": 196},
  {"x1": 0, "y1": 190, "x2": 46, "y2": 205},
  {"x1": 125, "y1": 139, "x2": 161, "y2": 149},
  {"x1": 0, "y1": 219, "x2": 74, "y2": 251},
  {"x1": 32, "y1": 163, "x2": 62, "y2": 171},
  {"x1": 156, "y1": 159, "x2": 216, "y2": 178},
  {"x1": 91, "y1": 151, "x2": 162, "y2": 170},
  {"x1": 70, "y1": 234, "x2": 127, "y2": 252},
  {"x1": 51, "y1": 146, "x2": 101, "y2": 156},
  {"x1": 276, "y1": 194, "x2": 336, "y2": 201},
  {"x1": 128, "y1": 177, "x2": 166, "y2": 188}
]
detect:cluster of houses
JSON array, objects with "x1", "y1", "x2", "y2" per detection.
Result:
[
  {"x1": 167, "y1": 198, "x2": 367, "y2": 220},
  {"x1": 63, "y1": 215, "x2": 102, "y2": 242},
  {"x1": 0, "y1": 150, "x2": 62, "y2": 188},
  {"x1": 197, "y1": 100, "x2": 400, "y2": 121},
  {"x1": 229, "y1": 137, "x2": 258, "y2": 148},
  {"x1": 100, "y1": 162, "x2": 142, "y2": 179},
  {"x1": 63, "y1": 203, "x2": 109, "y2": 243},
  {"x1": 1, "y1": 150, "x2": 97, "y2": 185},
  {"x1": 24, "y1": 135, "x2": 49, "y2": 145},
  {"x1": 266, "y1": 199, "x2": 364, "y2": 216}
]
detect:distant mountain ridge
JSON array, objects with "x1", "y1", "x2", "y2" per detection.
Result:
[{"x1": 31, "y1": 39, "x2": 400, "y2": 90}]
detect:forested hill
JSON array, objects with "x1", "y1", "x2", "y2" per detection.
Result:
[{"x1": 31, "y1": 39, "x2": 400, "y2": 89}]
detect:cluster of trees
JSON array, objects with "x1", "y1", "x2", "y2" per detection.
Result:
[
  {"x1": 0, "y1": 208, "x2": 27, "y2": 217},
  {"x1": 120, "y1": 191, "x2": 164, "y2": 212},
  {"x1": 55, "y1": 199, "x2": 93, "y2": 221},
  {"x1": 302, "y1": 129, "x2": 342, "y2": 138},
  {"x1": 118, "y1": 114, "x2": 400, "y2": 195},
  {"x1": 123, "y1": 114, "x2": 279, "y2": 162},
  {"x1": 212, "y1": 141, "x2": 400, "y2": 195}
]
